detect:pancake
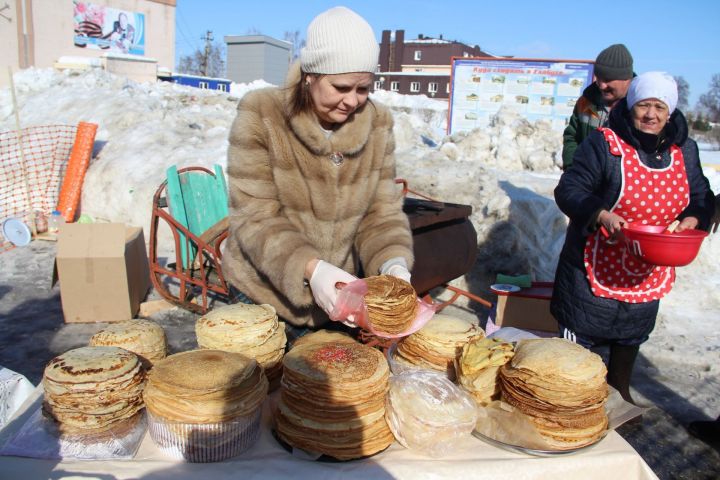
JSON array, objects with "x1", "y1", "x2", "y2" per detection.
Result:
[
  {"x1": 143, "y1": 349, "x2": 268, "y2": 462},
  {"x1": 276, "y1": 341, "x2": 394, "y2": 460},
  {"x1": 42, "y1": 346, "x2": 146, "y2": 434},
  {"x1": 457, "y1": 337, "x2": 515, "y2": 405},
  {"x1": 499, "y1": 338, "x2": 609, "y2": 450},
  {"x1": 89, "y1": 319, "x2": 167, "y2": 367},
  {"x1": 195, "y1": 304, "x2": 287, "y2": 389},
  {"x1": 364, "y1": 275, "x2": 418, "y2": 335},
  {"x1": 395, "y1": 314, "x2": 484, "y2": 380}
]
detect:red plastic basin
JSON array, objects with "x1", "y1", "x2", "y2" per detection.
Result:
[{"x1": 622, "y1": 224, "x2": 708, "y2": 267}]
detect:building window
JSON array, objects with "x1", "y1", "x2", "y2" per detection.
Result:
[
  {"x1": 463, "y1": 52, "x2": 470, "y2": 57},
  {"x1": 410, "y1": 82, "x2": 420, "y2": 92},
  {"x1": 390, "y1": 81, "x2": 399, "y2": 92},
  {"x1": 199, "y1": 81, "x2": 209, "y2": 89},
  {"x1": 414, "y1": 50, "x2": 422, "y2": 61},
  {"x1": 428, "y1": 82, "x2": 438, "y2": 93},
  {"x1": 216, "y1": 83, "x2": 227, "y2": 92},
  {"x1": 374, "y1": 80, "x2": 382, "y2": 90}
]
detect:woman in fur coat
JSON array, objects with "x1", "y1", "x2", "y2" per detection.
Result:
[{"x1": 223, "y1": 7, "x2": 414, "y2": 328}]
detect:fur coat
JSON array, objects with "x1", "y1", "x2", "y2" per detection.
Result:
[{"x1": 223, "y1": 67, "x2": 414, "y2": 327}]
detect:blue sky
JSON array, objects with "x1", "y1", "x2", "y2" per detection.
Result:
[{"x1": 175, "y1": 0, "x2": 720, "y2": 107}]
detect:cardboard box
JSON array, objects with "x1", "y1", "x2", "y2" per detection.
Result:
[
  {"x1": 54, "y1": 223, "x2": 151, "y2": 323},
  {"x1": 493, "y1": 282, "x2": 558, "y2": 333}
]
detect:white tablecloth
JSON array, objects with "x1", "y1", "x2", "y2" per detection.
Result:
[{"x1": 0, "y1": 385, "x2": 659, "y2": 480}]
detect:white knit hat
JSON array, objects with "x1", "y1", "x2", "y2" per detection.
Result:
[
  {"x1": 627, "y1": 71, "x2": 679, "y2": 113},
  {"x1": 300, "y1": 6, "x2": 379, "y2": 74}
]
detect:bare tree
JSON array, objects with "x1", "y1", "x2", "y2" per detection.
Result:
[
  {"x1": 283, "y1": 30, "x2": 305, "y2": 61},
  {"x1": 177, "y1": 41, "x2": 226, "y2": 78},
  {"x1": 674, "y1": 76, "x2": 690, "y2": 113},
  {"x1": 697, "y1": 73, "x2": 720, "y2": 122}
]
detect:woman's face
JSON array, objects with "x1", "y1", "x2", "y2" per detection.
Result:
[
  {"x1": 631, "y1": 98, "x2": 670, "y2": 135},
  {"x1": 307, "y1": 73, "x2": 374, "y2": 129}
]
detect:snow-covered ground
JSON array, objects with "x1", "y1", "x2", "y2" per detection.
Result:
[{"x1": 1, "y1": 68, "x2": 718, "y2": 422}]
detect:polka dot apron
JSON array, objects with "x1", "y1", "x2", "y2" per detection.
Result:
[{"x1": 583, "y1": 128, "x2": 689, "y2": 303}]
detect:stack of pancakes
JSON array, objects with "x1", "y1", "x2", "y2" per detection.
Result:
[
  {"x1": 196, "y1": 304, "x2": 286, "y2": 387},
  {"x1": 276, "y1": 341, "x2": 395, "y2": 460},
  {"x1": 292, "y1": 329, "x2": 357, "y2": 349},
  {"x1": 457, "y1": 337, "x2": 515, "y2": 405},
  {"x1": 89, "y1": 320, "x2": 167, "y2": 368},
  {"x1": 144, "y1": 350, "x2": 268, "y2": 462},
  {"x1": 393, "y1": 314, "x2": 484, "y2": 380},
  {"x1": 499, "y1": 338, "x2": 609, "y2": 450},
  {"x1": 364, "y1": 275, "x2": 417, "y2": 335},
  {"x1": 42, "y1": 346, "x2": 146, "y2": 435}
]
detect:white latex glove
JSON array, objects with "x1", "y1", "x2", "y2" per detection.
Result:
[
  {"x1": 385, "y1": 264, "x2": 412, "y2": 284},
  {"x1": 380, "y1": 257, "x2": 412, "y2": 284},
  {"x1": 309, "y1": 260, "x2": 357, "y2": 317}
]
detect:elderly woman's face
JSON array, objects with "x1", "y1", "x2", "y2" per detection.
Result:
[
  {"x1": 307, "y1": 73, "x2": 374, "y2": 129},
  {"x1": 631, "y1": 98, "x2": 670, "y2": 135}
]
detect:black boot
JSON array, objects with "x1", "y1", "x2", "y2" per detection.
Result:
[
  {"x1": 607, "y1": 344, "x2": 640, "y2": 405},
  {"x1": 688, "y1": 416, "x2": 720, "y2": 446}
]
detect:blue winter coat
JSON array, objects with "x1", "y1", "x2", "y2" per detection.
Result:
[{"x1": 550, "y1": 99, "x2": 715, "y2": 341}]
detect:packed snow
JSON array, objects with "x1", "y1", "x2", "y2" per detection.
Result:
[{"x1": 1, "y1": 67, "x2": 718, "y2": 420}]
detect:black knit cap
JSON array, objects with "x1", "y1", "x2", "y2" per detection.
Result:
[{"x1": 594, "y1": 44, "x2": 633, "y2": 81}]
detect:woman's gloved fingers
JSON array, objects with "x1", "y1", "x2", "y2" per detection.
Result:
[
  {"x1": 385, "y1": 264, "x2": 412, "y2": 284},
  {"x1": 309, "y1": 260, "x2": 357, "y2": 315}
]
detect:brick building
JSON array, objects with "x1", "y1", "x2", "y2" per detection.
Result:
[{"x1": 375, "y1": 30, "x2": 493, "y2": 99}]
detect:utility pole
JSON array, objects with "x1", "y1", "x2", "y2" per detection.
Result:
[{"x1": 200, "y1": 30, "x2": 213, "y2": 76}]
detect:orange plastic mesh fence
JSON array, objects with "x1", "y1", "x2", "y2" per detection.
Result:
[{"x1": 0, "y1": 124, "x2": 77, "y2": 249}]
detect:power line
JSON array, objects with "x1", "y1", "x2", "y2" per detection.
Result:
[{"x1": 176, "y1": 7, "x2": 201, "y2": 55}]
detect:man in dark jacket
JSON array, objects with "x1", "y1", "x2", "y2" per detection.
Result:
[{"x1": 562, "y1": 44, "x2": 634, "y2": 170}]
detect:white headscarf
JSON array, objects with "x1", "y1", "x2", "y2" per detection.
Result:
[{"x1": 626, "y1": 71, "x2": 678, "y2": 113}]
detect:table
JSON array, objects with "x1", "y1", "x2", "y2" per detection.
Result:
[{"x1": 0, "y1": 387, "x2": 659, "y2": 480}]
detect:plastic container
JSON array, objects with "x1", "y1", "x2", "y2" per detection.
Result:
[
  {"x1": 622, "y1": 224, "x2": 708, "y2": 267},
  {"x1": 48, "y1": 210, "x2": 66, "y2": 234},
  {"x1": 33, "y1": 211, "x2": 48, "y2": 234},
  {"x1": 147, "y1": 408, "x2": 262, "y2": 462}
]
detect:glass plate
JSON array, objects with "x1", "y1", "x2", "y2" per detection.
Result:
[{"x1": 471, "y1": 429, "x2": 607, "y2": 457}]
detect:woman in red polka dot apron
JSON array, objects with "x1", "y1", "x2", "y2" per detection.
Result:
[
  {"x1": 584, "y1": 128, "x2": 688, "y2": 303},
  {"x1": 551, "y1": 72, "x2": 715, "y2": 404}
]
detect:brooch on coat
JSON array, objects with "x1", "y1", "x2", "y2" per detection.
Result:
[{"x1": 329, "y1": 152, "x2": 344, "y2": 166}]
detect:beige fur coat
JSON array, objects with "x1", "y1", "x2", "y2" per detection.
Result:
[{"x1": 223, "y1": 69, "x2": 414, "y2": 327}]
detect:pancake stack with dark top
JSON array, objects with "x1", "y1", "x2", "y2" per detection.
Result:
[{"x1": 42, "y1": 346, "x2": 146, "y2": 436}]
